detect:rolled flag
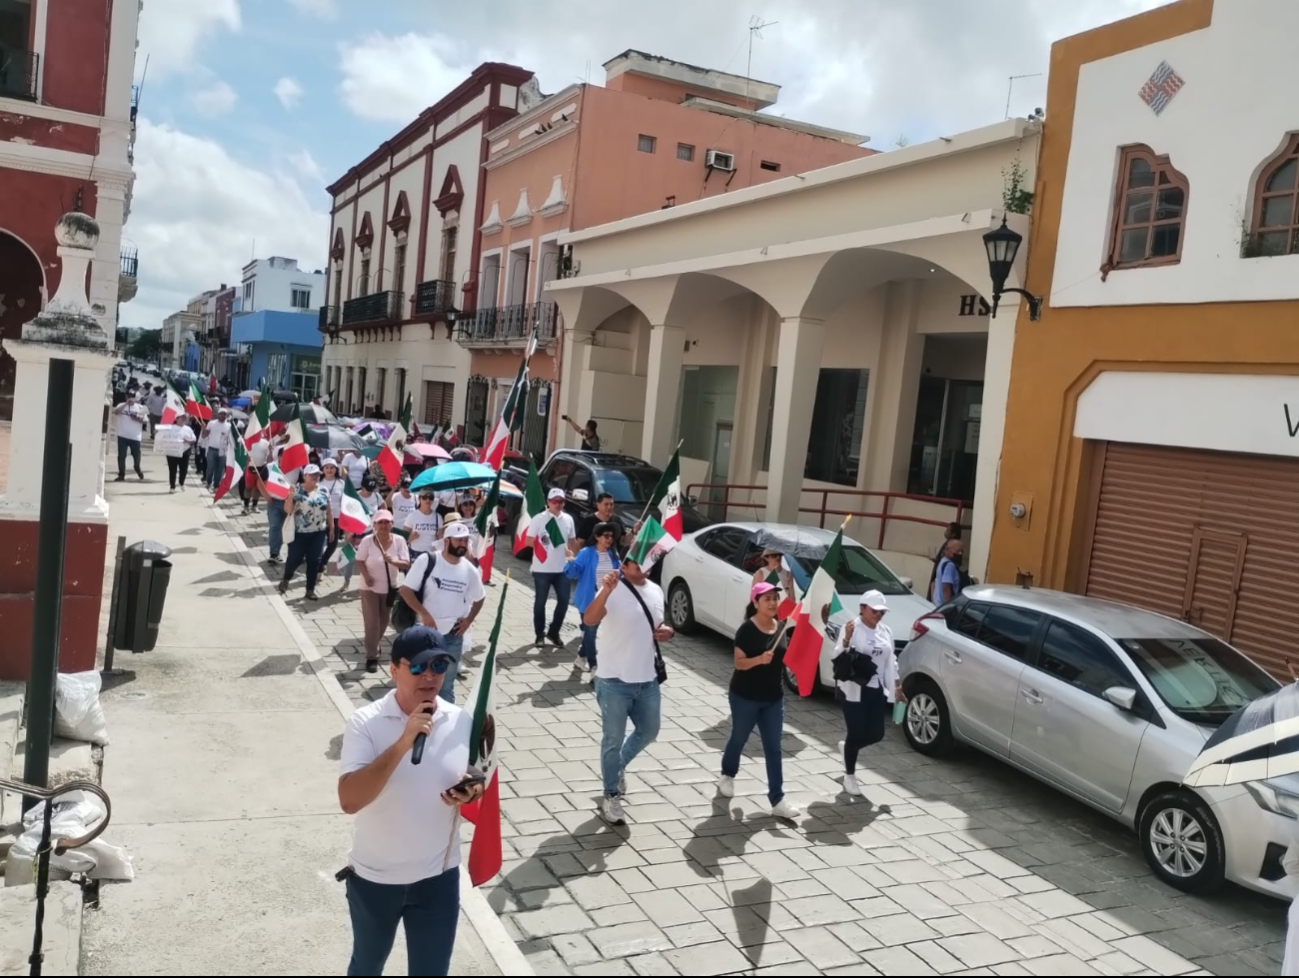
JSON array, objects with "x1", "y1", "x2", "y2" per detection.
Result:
[
  {"x1": 459, "y1": 575, "x2": 507, "y2": 886},
  {"x1": 647, "y1": 449, "x2": 683, "y2": 541},
  {"x1": 279, "y1": 402, "x2": 309, "y2": 472},
  {"x1": 483, "y1": 332, "x2": 535, "y2": 471},
  {"x1": 338, "y1": 479, "x2": 373, "y2": 535},
  {"x1": 263, "y1": 462, "x2": 293, "y2": 499},
  {"x1": 378, "y1": 422, "x2": 407, "y2": 486},
  {"x1": 244, "y1": 387, "x2": 272, "y2": 448},
  {"x1": 475, "y1": 471, "x2": 501, "y2": 583},
  {"x1": 186, "y1": 381, "x2": 212, "y2": 421},
  {"x1": 399, "y1": 391, "x2": 418, "y2": 440},
  {"x1": 626, "y1": 516, "x2": 677, "y2": 571},
  {"x1": 214, "y1": 436, "x2": 247, "y2": 502},
  {"x1": 784, "y1": 526, "x2": 846, "y2": 696},
  {"x1": 513, "y1": 462, "x2": 562, "y2": 561},
  {"x1": 335, "y1": 539, "x2": 356, "y2": 571}
]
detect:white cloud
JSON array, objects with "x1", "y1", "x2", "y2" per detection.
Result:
[
  {"x1": 120, "y1": 119, "x2": 328, "y2": 331},
  {"x1": 338, "y1": 32, "x2": 491, "y2": 123},
  {"x1": 288, "y1": 149, "x2": 327, "y2": 188},
  {"x1": 191, "y1": 80, "x2": 238, "y2": 117},
  {"x1": 274, "y1": 76, "x2": 305, "y2": 110},
  {"x1": 287, "y1": 0, "x2": 338, "y2": 17},
  {"x1": 136, "y1": 0, "x2": 241, "y2": 76}
]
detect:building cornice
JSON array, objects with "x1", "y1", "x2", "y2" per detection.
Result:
[
  {"x1": 484, "y1": 119, "x2": 578, "y2": 171},
  {"x1": 0, "y1": 139, "x2": 133, "y2": 184},
  {"x1": 485, "y1": 83, "x2": 582, "y2": 142},
  {"x1": 0, "y1": 94, "x2": 130, "y2": 131}
]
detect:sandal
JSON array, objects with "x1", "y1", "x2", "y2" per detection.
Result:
[{"x1": 365, "y1": 658, "x2": 379, "y2": 674}]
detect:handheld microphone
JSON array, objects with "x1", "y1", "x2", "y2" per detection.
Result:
[{"x1": 411, "y1": 704, "x2": 435, "y2": 765}]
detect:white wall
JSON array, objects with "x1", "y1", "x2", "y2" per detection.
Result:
[
  {"x1": 424, "y1": 123, "x2": 485, "y2": 294},
  {"x1": 243, "y1": 259, "x2": 325, "y2": 313},
  {"x1": 1057, "y1": 0, "x2": 1299, "y2": 307}
]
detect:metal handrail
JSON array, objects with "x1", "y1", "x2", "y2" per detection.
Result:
[{"x1": 685, "y1": 482, "x2": 968, "y2": 548}]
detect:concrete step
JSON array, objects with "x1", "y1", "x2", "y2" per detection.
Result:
[
  {"x1": 0, "y1": 683, "x2": 23, "y2": 850},
  {"x1": 0, "y1": 881, "x2": 82, "y2": 976}
]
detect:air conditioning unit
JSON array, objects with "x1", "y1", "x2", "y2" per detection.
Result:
[{"x1": 705, "y1": 149, "x2": 735, "y2": 171}]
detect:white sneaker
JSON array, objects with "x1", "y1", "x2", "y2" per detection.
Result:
[
  {"x1": 772, "y1": 798, "x2": 801, "y2": 820},
  {"x1": 600, "y1": 796, "x2": 626, "y2": 825},
  {"x1": 843, "y1": 774, "x2": 863, "y2": 797},
  {"x1": 718, "y1": 775, "x2": 735, "y2": 798},
  {"x1": 575, "y1": 656, "x2": 589, "y2": 672}
]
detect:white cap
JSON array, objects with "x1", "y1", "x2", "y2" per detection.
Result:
[
  {"x1": 320, "y1": 456, "x2": 339, "y2": 469},
  {"x1": 444, "y1": 522, "x2": 472, "y2": 539},
  {"x1": 303, "y1": 463, "x2": 322, "y2": 476},
  {"x1": 860, "y1": 589, "x2": 888, "y2": 611},
  {"x1": 547, "y1": 487, "x2": 566, "y2": 501}
]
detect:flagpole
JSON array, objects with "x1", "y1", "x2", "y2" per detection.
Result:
[{"x1": 633, "y1": 438, "x2": 684, "y2": 530}]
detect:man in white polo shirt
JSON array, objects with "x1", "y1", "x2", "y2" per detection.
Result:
[
  {"x1": 337, "y1": 626, "x2": 485, "y2": 976},
  {"x1": 528, "y1": 486, "x2": 578, "y2": 647}
]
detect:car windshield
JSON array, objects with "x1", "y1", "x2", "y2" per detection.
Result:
[
  {"x1": 593, "y1": 467, "x2": 661, "y2": 504},
  {"x1": 1118, "y1": 636, "x2": 1280, "y2": 725},
  {"x1": 787, "y1": 544, "x2": 909, "y2": 596}
]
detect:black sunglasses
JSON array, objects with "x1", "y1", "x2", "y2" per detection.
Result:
[{"x1": 407, "y1": 656, "x2": 453, "y2": 676}]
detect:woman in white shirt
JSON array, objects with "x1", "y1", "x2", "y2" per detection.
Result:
[
  {"x1": 319, "y1": 457, "x2": 346, "y2": 569},
  {"x1": 406, "y1": 491, "x2": 442, "y2": 555},
  {"x1": 832, "y1": 589, "x2": 903, "y2": 797},
  {"x1": 386, "y1": 475, "x2": 417, "y2": 530}
]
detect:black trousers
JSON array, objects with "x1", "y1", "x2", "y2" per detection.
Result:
[
  {"x1": 166, "y1": 452, "x2": 190, "y2": 489},
  {"x1": 839, "y1": 686, "x2": 887, "y2": 774}
]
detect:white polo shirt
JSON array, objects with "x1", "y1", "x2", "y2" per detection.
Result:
[
  {"x1": 340, "y1": 691, "x2": 471, "y2": 885},
  {"x1": 528, "y1": 510, "x2": 576, "y2": 574},
  {"x1": 595, "y1": 579, "x2": 664, "y2": 684}
]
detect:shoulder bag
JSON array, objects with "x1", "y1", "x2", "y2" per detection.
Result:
[
  {"x1": 621, "y1": 578, "x2": 667, "y2": 685},
  {"x1": 380, "y1": 539, "x2": 400, "y2": 609},
  {"x1": 390, "y1": 553, "x2": 437, "y2": 632}
]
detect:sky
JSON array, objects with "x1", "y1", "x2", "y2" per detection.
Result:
[{"x1": 121, "y1": 0, "x2": 1176, "y2": 331}]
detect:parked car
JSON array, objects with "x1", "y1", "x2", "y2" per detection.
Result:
[
  {"x1": 899, "y1": 585, "x2": 1291, "y2": 899},
  {"x1": 660, "y1": 522, "x2": 933, "y2": 691},
  {"x1": 502, "y1": 450, "x2": 711, "y2": 549}
]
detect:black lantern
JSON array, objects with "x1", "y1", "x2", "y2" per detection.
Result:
[{"x1": 982, "y1": 217, "x2": 1042, "y2": 321}]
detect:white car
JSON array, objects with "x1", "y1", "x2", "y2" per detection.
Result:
[{"x1": 660, "y1": 521, "x2": 934, "y2": 690}]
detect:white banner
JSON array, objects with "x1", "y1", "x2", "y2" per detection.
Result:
[{"x1": 153, "y1": 425, "x2": 191, "y2": 458}]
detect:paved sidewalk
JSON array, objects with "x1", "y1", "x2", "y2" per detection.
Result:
[
  {"x1": 80, "y1": 474, "x2": 504, "y2": 976},
  {"x1": 223, "y1": 512, "x2": 1289, "y2": 978}
]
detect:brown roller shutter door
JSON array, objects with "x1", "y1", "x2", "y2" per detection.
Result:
[{"x1": 1084, "y1": 442, "x2": 1299, "y2": 678}]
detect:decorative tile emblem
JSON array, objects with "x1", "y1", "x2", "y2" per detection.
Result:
[{"x1": 1139, "y1": 61, "x2": 1184, "y2": 115}]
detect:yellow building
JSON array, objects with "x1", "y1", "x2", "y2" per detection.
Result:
[{"x1": 991, "y1": 0, "x2": 1299, "y2": 677}]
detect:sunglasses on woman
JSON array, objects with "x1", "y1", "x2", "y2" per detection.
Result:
[{"x1": 407, "y1": 656, "x2": 454, "y2": 676}]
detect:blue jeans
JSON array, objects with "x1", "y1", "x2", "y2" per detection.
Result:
[
  {"x1": 345, "y1": 867, "x2": 459, "y2": 976},
  {"x1": 205, "y1": 446, "x2": 224, "y2": 487},
  {"x1": 283, "y1": 529, "x2": 327, "y2": 593},
  {"x1": 116, "y1": 436, "x2": 141, "y2": 478},
  {"x1": 594, "y1": 677, "x2": 661, "y2": 797},
  {"x1": 266, "y1": 505, "x2": 286, "y2": 559},
  {"x1": 533, "y1": 572, "x2": 570, "y2": 638},
  {"x1": 438, "y1": 633, "x2": 463, "y2": 705},
  {"x1": 579, "y1": 621, "x2": 599, "y2": 668},
  {"x1": 722, "y1": 693, "x2": 785, "y2": 805}
]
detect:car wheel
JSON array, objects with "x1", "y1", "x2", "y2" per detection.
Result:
[
  {"x1": 667, "y1": 580, "x2": 696, "y2": 634},
  {"x1": 1139, "y1": 790, "x2": 1225, "y2": 894},
  {"x1": 902, "y1": 679, "x2": 953, "y2": 756}
]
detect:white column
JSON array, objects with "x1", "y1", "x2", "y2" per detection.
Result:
[
  {"x1": 641, "y1": 323, "x2": 685, "y2": 467},
  {"x1": 765, "y1": 317, "x2": 824, "y2": 523},
  {"x1": 968, "y1": 312, "x2": 1014, "y2": 583},
  {"x1": 863, "y1": 281, "x2": 925, "y2": 493}
]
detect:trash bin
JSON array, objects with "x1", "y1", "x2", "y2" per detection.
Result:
[{"x1": 112, "y1": 540, "x2": 172, "y2": 653}]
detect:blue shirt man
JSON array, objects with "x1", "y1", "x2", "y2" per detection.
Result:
[{"x1": 932, "y1": 539, "x2": 965, "y2": 604}]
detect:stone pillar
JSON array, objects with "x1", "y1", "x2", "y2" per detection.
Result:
[
  {"x1": 862, "y1": 281, "x2": 926, "y2": 493},
  {"x1": 765, "y1": 317, "x2": 824, "y2": 523},
  {"x1": 641, "y1": 323, "x2": 685, "y2": 467},
  {"x1": 0, "y1": 213, "x2": 116, "y2": 680}
]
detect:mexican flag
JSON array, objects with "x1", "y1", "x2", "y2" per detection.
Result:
[
  {"x1": 213, "y1": 436, "x2": 246, "y2": 502},
  {"x1": 335, "y1": 539, "x2": 356, "y2": 571},
  {"x1": 279, "y1": 402, "x2": 309, "y2": 472},
  {"x1": 377, "y1": 422, "x2": 407, "y2": 485},
  {"x1": 186, "y1": 381, "x2": 212, "y2": 421},
  {"x1": 263, "y1": 462, "x2": 293, "y2": 499},
  {"x1": 784, "y1": 528, "x2": 846, "y2": 696},
  {"x1": 399, "y1": 391, "x2": 417, "y2": 440},
  {"x1": 648, "y1": 449, "x2": 683, "y2": 541},
  {"x1": 483, "y1": 330, "x2": 536, "y2": 471},
  {"x1": 513, "y1": 461, "x2": 563, "y2": 561},
  {"x1": 338, "y1": 479, "x2": 373, "y2": 535},
  {"x1": 627, "y1": 516, "x2": 677, "y2": 571},
  {"x1": 243, "y1": 388, "x2": 272, "y2": 448},
  {"x1": 460, "y1": 575, "x2": 506, "y2": 886},
  {"x1": 475, "y1": 471, "x2": 501, "y2": 583},
  {"x1": 159, "y1": 386, "x2": 186, "y2": 426}
]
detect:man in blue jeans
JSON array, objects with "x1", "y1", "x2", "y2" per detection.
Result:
[
  {"x1": 527, "y1": 486, "x2": 577, "y2": 646},
  {"x1": 584, "y1": 558, "x2": 674, "y2": 825},
  {"x1": 337, "y1": 627, "x2": 485, "y2": 976},
  {"x1": 399, "y1": 523, "x2": 484, "y2": 705}
]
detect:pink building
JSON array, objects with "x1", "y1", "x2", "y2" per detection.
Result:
[{"x1": 461, "y1": 50, "x2": 874, "y2": 458}]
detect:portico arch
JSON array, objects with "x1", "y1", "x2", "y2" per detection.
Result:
[{"x1": 0, "y1": 231, "x2": 47, "y2": 420}]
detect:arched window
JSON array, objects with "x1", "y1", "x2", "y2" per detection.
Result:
[
  {"x1": 1108, "y1": 144, "x2": 1188, "y2": 269},
  {"x1": 1251, "y1": 134, "x2": 1299, "y2": 257}
]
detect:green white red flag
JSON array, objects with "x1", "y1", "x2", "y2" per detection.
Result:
[
  {"x1": 483, "y1": 329, "x2": 536, "y2": 471},
  {"x1": 338, "y1": 479, "x2": 373, "y2": 535},
  {"x1": 214, "y1": 437, "x2": 246, "y2": 502},
  {"x1": 475, "y1": 470, "x2": 501, "y2": 583},
  {"x1": 243, "y1": 387, "x2": 272, "y2": 448},
  {"x1": 460, "y1": 574, "x2": 507, "y2": 886},
  {"x1": 627, "y1": 516, "x2": 677, "y2": 571},
  {"x1": 399, "y1": 391, "x2": 416, "y2": 439},
  {"x1": 649, "y1": 449, "x2": 683, "y2": 541},
  {"x1": 263, "y1": 462, "x2": 292, "y2": 499},
  {"x1": 159, "y1": 386, "x2": 186, "y2": 426},
  {"x1": 513, "y1": 461, "x2": 563, "y2": 561},
  {"x1": 186, "y1": 381, "x2": 212, "y2": 421},
  {"x1": 784, "y1": 526, "x2": 846, "y2": 696},
  {"x1": 279, "y1": 402, "x2": 309, "y2": 472},
  {"x1": 378, "y1": 422, "x2": 407, "y2": 485}
]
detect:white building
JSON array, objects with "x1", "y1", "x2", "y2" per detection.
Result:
[{"x1": 239, "y1": 257, "x2": 325, "y2": 315}]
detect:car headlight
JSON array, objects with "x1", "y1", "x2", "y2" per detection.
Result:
[{"x1": 1245, "y1": 780, "x2": 1299, "y2": 820}]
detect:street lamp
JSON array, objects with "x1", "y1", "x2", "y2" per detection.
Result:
[{"x1": 982, "y1": 217, "x2": 1043, "y2": 321}]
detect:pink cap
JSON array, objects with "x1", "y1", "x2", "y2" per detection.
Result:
[
  {"x1": 373, "y1": 509, "x2": 395, "y2": 523},
  {"x1": 750, "y1": 581, "x2": 781, "y2": 603}
]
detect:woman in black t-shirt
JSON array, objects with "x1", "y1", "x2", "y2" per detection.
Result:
[{"x1": 718, "y1": 582, "x2": 800, "y2": 819}]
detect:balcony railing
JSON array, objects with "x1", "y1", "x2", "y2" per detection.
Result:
[
  {"x1": 413, "y1": 279, "x2": 456, "y2": 316},
  {"x1": 0, "y1": 46, "x2": 38, "y2": 102},
  {"x1": 342, "y1": 291, "x2": 402, "y2": 326},
  {"x1": 317, "y1": 305, "x2": 340, "y2": 331},
  {"x1": 456, "y1": 301, "x2": 558, "y2": 346},
  {"x1": 120, "y1": 248, "x2": 138, "y2": 279}
]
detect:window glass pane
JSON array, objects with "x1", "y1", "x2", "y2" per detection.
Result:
[
  {"x1": 702, "y1": 528, "x2": 748, "y2": 565},
  {"x1": 1155, "y1": 187, "x2": 1184, "y2": 221},
  {"x1": 1150, "y1": 224, "x2": 1180, "y2": 258},
  {"x1": 1258, "y1": 231, "x2": 1290, "y2": 256},
  {"x1": 677, "y1": 143, "x2": 695, "y2": 162},
  {"x1": 1119, "y1": 637, "x2": 1279, "y2": 724},
  {"x1": 1119, "y1": 228, "x2": 1149, "y2": 263},
  {"x1": 637, "y1": 134, "x2": 656, "y2": 153},
  {"x1": 1261, "y1": 194, "x2": 1294, "y2": 228},
  {"x1": 1267, "y1": 158, "x2": 1298, "y2": 193},
  {"x1": 1038, "y1": 621, "x2": 1129, "y2": 696},
  {"x1": 954, "y1": 602, "x2": 988, "y2": 640},
  {"x1": 976, "y1": 606, "x2": 1042, "y2": 660},
  {"x1": 907, "y1": 376, "x2": 948, "y2": 495},
  {"x1": 1126, "y1": 157, "x2": 1154, "y2": 188},
  {"x1": 805, "y1": 368, "x2": 868, "y2": 486},
  {"x1": 1124, "y1": 192, "x2": 1153, "y2": 224}
]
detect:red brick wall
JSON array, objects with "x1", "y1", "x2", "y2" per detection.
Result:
[{"x1": 42, "y1": 0, "x2": 112, "y2": 116}]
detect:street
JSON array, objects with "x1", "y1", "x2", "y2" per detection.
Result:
[{"x1": 219, "y1": 508, "x2": 1289, "y2": 977}]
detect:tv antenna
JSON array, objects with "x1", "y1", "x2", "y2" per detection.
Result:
[
  {"x1": 747, "y1": 15, "x2": 778, "y2": 95},
  {"x1": 1005, "y1": 72, "x2": 1043, "y2": 119}
]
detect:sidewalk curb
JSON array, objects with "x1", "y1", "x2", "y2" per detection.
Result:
[{"x1": 207, "y1": 498, "x2": 534, "y2": 978}]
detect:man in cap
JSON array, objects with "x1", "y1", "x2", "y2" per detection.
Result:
[
  {"x1": 400, "y1": 522, "x2": 484, "y2": 704},
  {"x1": 337, "y1": 626, "x2": 485, "y2": 975},
  {"x1": 833, "y1": 590, "x2": 903, "y2": 797},
  {"x1": 203, "y1": 406, "x2": 233, "y2": 490},
  {"x1": 527, "y1": 486, "x2": 578, "y2": 647}
]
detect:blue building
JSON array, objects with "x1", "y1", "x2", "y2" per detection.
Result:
[{"x1": 230, "y1": 310, "x2": 322, "y2": 398}]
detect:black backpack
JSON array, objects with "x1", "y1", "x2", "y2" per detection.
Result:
[{"x1": 390, "y1": 553, "x2": 437, "y2": 632}]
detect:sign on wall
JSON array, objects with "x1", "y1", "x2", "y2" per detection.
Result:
[{"x1": 958, "y1": 295, "x2": 992, "y2": 317}]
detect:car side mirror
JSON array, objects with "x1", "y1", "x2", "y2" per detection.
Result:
[
  {"x1": 899, "y1": 576, "x2": 913, "y2": 589},
  {"x1": 570, "y1": 488, "x2": 589, "y2": 503},
  {"x1": 1103, "y1": 686, "x2": 1137, "y2": 712}
]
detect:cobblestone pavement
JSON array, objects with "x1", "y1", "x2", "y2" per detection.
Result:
[{"x1": 223, "y1": 512, "x2": 1286, "y2": 977}]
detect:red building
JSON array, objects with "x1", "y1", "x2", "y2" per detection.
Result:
[{"x1": 0, "y1": 0, "x2": 140, "y2": 418}]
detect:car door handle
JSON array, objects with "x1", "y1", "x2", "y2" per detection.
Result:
[
  {"x1": 1022, "y1": 689, "x2": 1043, "y2": 705},
  {"x1": 943, "y1": 649, "x2": 962, "y2": 664}
]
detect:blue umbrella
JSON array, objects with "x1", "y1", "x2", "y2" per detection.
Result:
[{"x1": 409, "y1": 461, "x2": 499, "y2": 492}]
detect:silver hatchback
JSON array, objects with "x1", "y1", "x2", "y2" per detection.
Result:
[{"x1": 899, "y1": 586, "x2": 1296, "y2": 899}]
